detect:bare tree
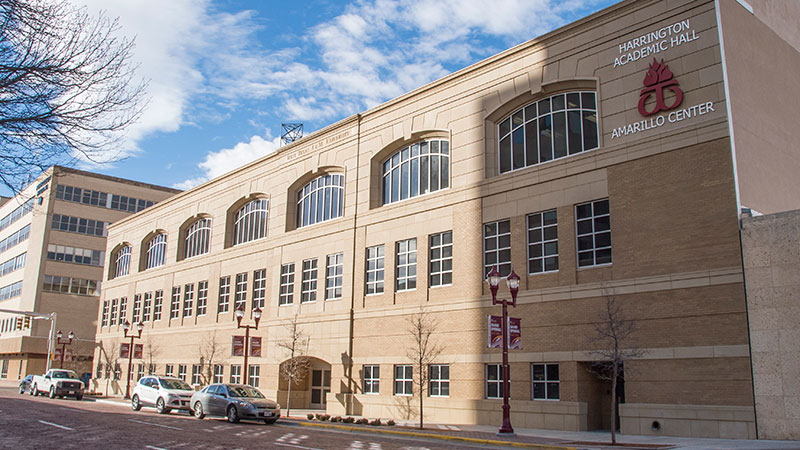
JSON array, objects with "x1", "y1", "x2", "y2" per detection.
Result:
[
  {"x1": 589, "y1": 288, "x2": 645, "y2": 445},
  {"x1": 276, "y1": 315, "x2": 310, "y2": 418},
  {"x1": 0, "y1": 0, "x2": 146, "y2": 194},
  {"x1": 197, "y1": 330, "x2": 224, "y2": 385},
  {"x1": 406, "y1": 308, "x2": 443, "y2": 430},
  {"x1": 97, "y1": 340, "x2": 119, "y2": 396},
  {"x1": 142, "y1": 334, "x2": 160, "y2": 375}
]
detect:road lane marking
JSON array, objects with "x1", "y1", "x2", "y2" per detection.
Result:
[
  {"x1": 128, "y1": 419, "x2": 183, "y2": 430},
  {"x1": 59, "y1": 407, "x2": 87, "y2": 413},
  {"x1": 38, "y1": 420, "x2": 74, "y2": 431},
  {"x1": 273, "y1": 443, "x2": 322, "y2": 450},
  {"x1": 145, "y1": 446, "x2": 169, "y2": 450}
]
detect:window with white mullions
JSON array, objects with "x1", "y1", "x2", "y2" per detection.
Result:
[
  {"x1": 363, "y1": 365, "x2": 380, "y2": 394},
  {"x1": 213, "y1": 364, "x2": 224, "y2": 383},
  {"x1": 365, "y1": 245, "x2": 384, "y2": 295},
  {"x1": 109, "y1": 299, "x2": 118, "y2": 325},
  {"x1": 429, "y1": 364, "x2": 449, "y2": 397},
  {"x1": 394, "y1": 365, "x2": 412, "y2": 396},
  {"x1": 527, "y1": 210, "x2": 558, "y2": 274},
  {"x1": 396, "y1": 238, "x2": 417, "y2": 291},
  {"x1": 143, "y1": 292, "x2": 152, "y2": 322},
  {"x1": 296, "y1": 174, "x2": 344, "y2": 228},
  {"x1": 119, "y1": 297, "x2": 127, "y2": 324},
  {"x1": 101, "y1": 301, "x2": 109, "y2": 327},
  {"x1": 429, "y1": 231, "x2": 452, "y2": 287},
  {"x1": 218, "y1": 276, "x2": 231, "y2": 313},
  {"x1": 170, "y1": 286, "x2": 181, "y2": 319},
  {"x1": 114, "y1": 245, "x2": 131, "y2": 277},
  {"x1": 132, "y1": 295, "x2": 141, "y2": 323},
  {"x1": 382, "y1": 139, "x2": 450, "y2": 205},
  {"x1": 183, "y1": 283, "x2": 194, "y2": 318},
  {"x1": 576, "y1": 199, "x2": 611, "y2": 267},
  {"x1": 153, "y1": 290, "x2": 163, "y2": 321},
  {"x1": 196, "y1": 281, "x2": 208, "y2": 316},
  {"x1": 145, "y1": 233, "x2": 167, "y2": 269},
  {"x1": 301, "y1": 259, "x2": 318, "y2": 303},
  {"x1": 234, "y1": 273, "x2": 247, "y2": 310},
  {"x1": 279, "y1": 263, "x2": 295, "y2": 305},
  {"x1": 230, "y1": 365, "x2": 241, "y2": 384},
  {"x1": 532, "y1": 363, "x2": 560, "y2": 400},
  {"x1": 483, "y1": 220, "x2": 511, "y2": 277},
  {"x1": 248, "y1": 365, "x2": 260, "y2": 387},
  {"x1": 498, "y1": 91, "x2": 598, "y2": 174},
  {"x1": 325, "y1": 253, "x2": 343, "y2": 300},
  {"x1": 233, "y1": 199, "x2": 268, "y2": 245},
  {"x1": 252, "y1": 269, "x2": 266, "y2": 309},
  {"x1": 184, "y1": 217, "x2": 211, "y2": 258},
  {"x1": 486, "y1": 364, "x2": 506, "y2": 399}
]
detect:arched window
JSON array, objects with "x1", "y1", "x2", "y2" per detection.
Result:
[
  {"x1": 184, "y1": 217, "x2": 211, "y2": 258},
  {"x1": 382, "y1": 139, "x2": 449, "y2": 205},
  {"x1": 296, "y1": 174, "x2": 344, "y2": 228},
  {"x1": 498, "y1": 91, "x2": 598, "y2": 174},
  {"x1": 144, "y1": 233, "x2": 167, "y2": 269},
  {"x1": 233, "y1": 199, "x2": 268, "y2": 245},
  {"x1": 114, "y1": 245, "x2": 131, "y2": 278}
]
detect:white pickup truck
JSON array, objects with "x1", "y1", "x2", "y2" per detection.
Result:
[{"x1": 31, "y1": 369, "x2": 84, "y2": 400}]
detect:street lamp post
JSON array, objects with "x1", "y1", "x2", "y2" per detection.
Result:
[
  {"x1": 55, "y1": 330, "x2": 75, "y2": 369},
  {"x1": 486, "y1": 267, "x2": 520, "y2": 436},
  {"x1": 235, "y1": 305, "x2": 261, "y2": 385},
  {"x1": 123, "y1": 320, "x2": 143, "y2": 399}
]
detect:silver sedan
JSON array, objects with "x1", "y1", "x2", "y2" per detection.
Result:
[{"x1": 190, "y1": 384, "x2": 281, "y2": 424}]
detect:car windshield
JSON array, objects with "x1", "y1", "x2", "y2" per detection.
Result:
[
  {"x1": 227, "y1": 386, "x2": 264, "y2": 398},
  {"x1": 159, "y1": 379, "x2": 191, "y2": 390},
  {"x1": 51, "y1": 371, "x2": 78, "y2": 379}
]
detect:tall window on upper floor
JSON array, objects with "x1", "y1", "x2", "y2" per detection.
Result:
[
  {"x1": 114, "y1": 245, "x2": 132, "y2": 278},
  {"x1": 233, "y1": 199, "x2": 268, "y2": 245},
  {"x1": 144, "y1": 233, "x2": 167, "y2": 269},
  {"x1": 382, "y1": 139, "x2": 449, "y2": 205},
  {"x1": 296, "y1": 174, "x2": 344, "y2": 228},
  {"x1": 185, "y1": 217, "x2": 211, "y2": 259},
  {"x1": 498, "y1": 91, "x2": 598, "y2": 174}
]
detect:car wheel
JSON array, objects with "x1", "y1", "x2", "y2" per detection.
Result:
[
  {"x1": 193, "y1": 402, "x2": 205, "y2": 419},
  {"x1": 131, "y1": 394, "x2": 141, "y2": 411},
  {"x1": 49, "y1": 386, "x2": 56, "y2": 399},
  {"x1": 19, "y1": 386, "x2": 24, "y2": 395},
  {"x1": 31, "y1": 384, "x2": 37, "y2": 396},
  {"x1": 75, "y1": 394, "x2": 83, "y2": 401},
  {"x1": 264, "y1": 418, "x2": 277, "y2": 425},
  {"x1": 226, "y1": 405, "x2": 240, "y2": 423},
  {"x1": 156, "y1": 397, "x2": 170, "y2": 414}
]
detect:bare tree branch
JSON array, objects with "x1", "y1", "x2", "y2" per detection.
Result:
[
  {"x1": 406, "y1": 308, "x2": 443, "y2": 430},
  {"x1": 0, "y1": 0, "x2": 147, "y2": 194},
  {"x1": 277, "y1": 315, "x2": 310, "y2": 418},
  {"x1": 197, "y1": 330, "x2": 223, "y2": 385}
]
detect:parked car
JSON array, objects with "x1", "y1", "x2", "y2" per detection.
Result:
[
  {"x1": 131, "y1": 376, "x2": 194, "y2": 414},
  {"x1": 19, "y1": 375, "x2": 33, "y2": 394},
  {"x1": 190, "y1": 384, "x2": 280, "y2": 424},
  {"x1": 31, "y1": 369, "x2": 84, "y2": 400}
]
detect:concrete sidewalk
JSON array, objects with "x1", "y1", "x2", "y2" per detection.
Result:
[{"x1": 3, "y1": 380, "x2": 797, "y2": 450}]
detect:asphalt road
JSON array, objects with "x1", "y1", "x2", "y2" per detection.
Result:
[{"x1": 0, "y1": 387, "x2": 512, "y2": 450}]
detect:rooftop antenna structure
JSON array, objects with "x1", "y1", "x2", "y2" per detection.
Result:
[{"x1": 281, "y1": 123, "x2": 303, "y2": 146}]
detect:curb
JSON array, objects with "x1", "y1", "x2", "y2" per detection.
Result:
[{"x1": 296, "y1": 421, "x2": 577, "y2": 450}]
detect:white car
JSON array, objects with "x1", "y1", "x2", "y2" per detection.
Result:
[{"x1": 131, "y1": 376, "x2": 194, "y2": 414}]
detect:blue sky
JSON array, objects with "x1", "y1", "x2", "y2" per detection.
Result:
[{"x1": 54, "y1": 0, "x2": 617, "y2": 192}]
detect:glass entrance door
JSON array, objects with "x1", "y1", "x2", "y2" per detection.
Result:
[{"x1": 310, "y1": 369, "x2": 330, "y2": 409}]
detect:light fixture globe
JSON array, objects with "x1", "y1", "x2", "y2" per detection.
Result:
[
  {"x1": 136, "y1": 322, "x2": 144, "y2": 332},
  {"x1": 56, "y1": 330, "x2": 63, "y2": 340},
  {"x1": 68, "y1": 331, "x2": 75, "y2": 340},
  {"x1": 486, "y1": 267, "x2": 501, "y2": 288},
  {"x1": 123, "y1": 320, "x2": 131, "y2": 332},
  {"x1": 506, "y1": 270, "x2": 520, "y2": 291},
  {"x1": 253, "y1": 307, "x2": 262, "y2": 320},
  {"x1": 235, "y1": 306, "x2": 245, "y2": 319}
]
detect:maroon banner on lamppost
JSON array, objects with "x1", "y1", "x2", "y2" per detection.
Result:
[
  {"x1": 488, "y1": 315, "x2": 502, "y2": 348},
  {"x1": 232, "y1": 335, "x2": 244, "y2": 356},
  {"x1": 508, "y1": 317, "x2": 522, "y2": 350},
  {"x1": 133, "y1": 343, "x2": 143, "y2": 359},
  {"x1": 120, "y1": 343, "x2": 130, "y2": 359},
  {"x1": 250, "y1": 337, "x2": 262, "y2": 357}
]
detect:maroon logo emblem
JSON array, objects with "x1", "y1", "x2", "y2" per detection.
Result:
[{"x1": 637, "y1": 58, "x2": 684, "y2": 116}]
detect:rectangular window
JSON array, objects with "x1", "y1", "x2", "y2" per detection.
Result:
[
  {"x1": 429, "y1": 231, "x2": 453, "y2": 287},
  {"x1": 170, "y1": 286, "x2": 181, "y2": 319},
  {"x1": 50, "y1": 214, "x2": 109, "y2": 237},
  {"x1": 117, "y1": 297, "x2": 127, "y2": 325},
  {"x1": 301, "y1": 259, "x2": 317, "y2": 303},
  {"x1": 248, "y1": 365, "x2": 260, "y2": 387},
  {"x1": 394, "y1": 365, "x2": 412, "y2": 396},
  {"x1": 279, "y1": 263, "x2": 294, "y2": 305},
  {"x1": 486, "y1": 364, "x2": 505, "y2": 399},
  {"x1": 527, "y1": 210, "x2": 559, "y2": 274},
  {"x1": 192, "y1": 364, "x2": 202, "y2": 385},
  {"x1": 95, "y1": 362, "x2": 102, "y2": 379},
  {"x1": 429, "y1": 364, "x2": 450, "y2": 397},
  {"x1": 484, "y1": 220, "x2": 511, "y2": 277},
  {"x1": 325, "y1": 253, "x2": 343, "y2": 300},
  {"x1": 165, "y1": 364, "x2": 174, "y2": 377},
  {"x1": 131, "y1": 295, "x2": 140, "y2": 323},
  {"x1": 148, "y1": 364, "x2": 156, "y2": 375},
  {"x1": 576, "y1": 199, "x2": 611, "y2": 267},
  {"x1": 396, "y1": 238, "x2": 417, "y2": 291},
  {"x1": 365, "y1": 245, "x2": 384, "y2": 295},
  {"x1": 153, "y1": 290, "x2": 163, "y2": 321},
  {"x1": 196, "y1": 281, "x2": 208, "y2": 316},
  {"x1": 183, "y1": 283, "x2": 194, "y2": 318},
  {"x1": 114, "y1": 363, "x2": 121, "y2": 380},
  {"x1": 213, "y1": 364, "x2": 224, "y2": 384},
  {"x1": 1, "y1": 359, "x2": 8, "y2": 378},
  {"x1": 142, "y1": 292, "x2": 152, "y2": 322},
  {"x1": 252, "y1": 269, "x2": 266, "y2": 309},
  {"x1": 46, "y1": 244, "x2": 104, "y2": 267},
  {"x1": 363, "y1": 365, "x2": 380, "y2": 394},
  {"x1": 137, "y1": 364, "x2": 144, "y2": 381},
  {"x1": 234, "y1": 273, "x2": 247, "y2": 310},
  {"x1": 110, "y1": 298, "x2": 118, "y2": 325},
  {"x1": 101, "y1": 300, "x2": 109, "y2": 326},
  {"x1": 218, "y1": 276, "x2": 231, "y2": 313},
  {"x1": 532, "y1": 363, "x2": 560, "y2": 400},
  {"x1": 178, "y1": 364, "x2": 187, "y2": 381},
  {"x1": 230, "y1": 365, "x2": 241, "y2": 384}
]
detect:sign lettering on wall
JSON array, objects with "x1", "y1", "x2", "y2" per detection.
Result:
[{"x1": 613, "y1": 19, "x2": 699, "y2": 68}]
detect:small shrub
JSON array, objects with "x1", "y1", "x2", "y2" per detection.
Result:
[
  {"x1": 386, "y1": 420, "x2": 395, "y2": 426},
  {"x1": 356, "y1": 418, "x2": 369, "y2": 425},
  {"x1": 307, "y1": 413, "x2": 315, "y2": 420},
  {"x1": 320, "y1": 414, "x2": 330, "y2": 421},
  {"x1": 331, "y1": 416, "x2": 341, "y2": 422},
  {"x1": 315, "y1": 413, "x2": 324, "y2": 420},
  {"x1": 369, "y1": 419, "x2": 382, "y2": 426},
  {"x1": 343, "y1": 417, "x2": 355, "y2": 423}
]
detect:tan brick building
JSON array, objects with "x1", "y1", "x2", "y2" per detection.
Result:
[
  {"x1": 0, "y1": 166, "x2": 178, "y2": 379},
  {"x1": 92, "y1": 0, "x2": 800, "y2": 439}
]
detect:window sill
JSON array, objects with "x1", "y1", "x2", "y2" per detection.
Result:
[{"x1": 528, "y1": 270, "x2": 559, "y2": 276}]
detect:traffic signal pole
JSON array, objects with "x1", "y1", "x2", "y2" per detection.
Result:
[{"x1": 0, "y1": 308, "x2": 57, "y2": 371}]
